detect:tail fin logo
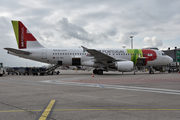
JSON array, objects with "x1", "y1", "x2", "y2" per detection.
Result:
[
  {"x1": 12, "y1": 21, "x2": 37, "y2": 49},
  {"x1": 20, "y1": 27, "x2": 25, "y2": 48}
]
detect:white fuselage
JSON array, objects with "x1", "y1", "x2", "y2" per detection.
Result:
[{"x1": 10, "y1": 48, "x2": 173, "y2": 68}]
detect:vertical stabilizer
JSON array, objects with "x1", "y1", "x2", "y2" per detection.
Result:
[{"x1": 11, "y1": 21, "x2": 44, "y2": 49}]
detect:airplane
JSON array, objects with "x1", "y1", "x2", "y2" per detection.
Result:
[{"x1": 4, "y1": 21, "x2": 173, "y2": 75}]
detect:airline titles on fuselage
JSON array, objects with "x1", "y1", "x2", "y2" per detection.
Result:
[
  {"x1": 100, "y1": 50, "x2": 125, "y2": 54},
  {"x1": 53, "y1": 49, "x2": 125, "y2": 54}
]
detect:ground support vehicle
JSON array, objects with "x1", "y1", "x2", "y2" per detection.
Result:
[
  {"x1": 31, "y1": 68, "x2": 39, "y2": 76},
  {"x1": 6, "y1": 67, "x2": 18, "y2": 75},
  {"x1": 17, "y1": 67, "x2": 31, "y2": 75}
]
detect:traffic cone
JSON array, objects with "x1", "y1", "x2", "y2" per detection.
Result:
[{"x1": 92, "y1": 72, "x2": 94, "y2": 77}]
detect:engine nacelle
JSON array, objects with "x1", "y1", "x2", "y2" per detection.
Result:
[{"x1": 115, "y1": 61, "x2": 134, "y2": 72}]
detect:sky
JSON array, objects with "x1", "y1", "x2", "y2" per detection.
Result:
[{"x1": 0, "y1": 0, "x2": 180, "y2": 67}]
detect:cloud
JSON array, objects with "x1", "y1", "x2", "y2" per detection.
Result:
[
  {"x1": 1, "y1": 0, "x2": 180, "y2": 66},
  {"x1": 56, "y1": 18, "x2": 109, "y2": 45},
  {"x1": 143, "y1": 36, "x2": 163, "y2": 48},
  {"x1": 115, "y1": 32, "x2": 138, "y2": 46}
]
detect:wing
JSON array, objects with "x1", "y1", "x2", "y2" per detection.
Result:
[
  {"x1": 82, "y1": 46, "x2": 127, "y2": 65},
  {"x1": 4, "y1": 48, "x2": 31, "y2": 55}
]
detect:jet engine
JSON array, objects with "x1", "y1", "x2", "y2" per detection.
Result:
[{"x1": 115, "y1": 61, "x2": 134, "y2": 72}]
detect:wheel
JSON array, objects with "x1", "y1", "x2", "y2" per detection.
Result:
[
  {"x1": 98, "y1": 70, "x2": 103, "y2": 75},
  {"x1": 93, "y1": 69, "x2": 98, "y2": 74}
]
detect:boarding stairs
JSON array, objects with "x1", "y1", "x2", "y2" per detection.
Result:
[{"x1": 45, "y1": 61, "x2": 62, "y2": 74}]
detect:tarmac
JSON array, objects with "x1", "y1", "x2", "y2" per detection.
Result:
[{"x1": 0, "y1": 70, "x2": 180, "y2": 120}]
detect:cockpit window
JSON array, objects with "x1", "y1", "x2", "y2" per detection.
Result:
[{"x1": 162, "y1": 52, "x2": 166, "y2": 56}]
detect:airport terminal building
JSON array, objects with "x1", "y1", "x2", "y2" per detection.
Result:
[{"x1": 162, "y1": 47, "x2": 180, "y2": 68}]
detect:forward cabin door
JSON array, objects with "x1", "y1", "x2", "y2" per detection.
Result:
[{"x1": 42, "y1": 49, "x2": 47, "y2": 59}]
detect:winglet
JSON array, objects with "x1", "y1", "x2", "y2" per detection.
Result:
[{"x1": 81, "y1": 46, "x2": 88, "y2": 52}]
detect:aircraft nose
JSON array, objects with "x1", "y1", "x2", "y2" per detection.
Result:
[
  {"x1": 170, "y1": 57, "x2": 173, "y2": 63},
  {"x1": 168, "y1": 56, "x2": 173, "y2": 63}
]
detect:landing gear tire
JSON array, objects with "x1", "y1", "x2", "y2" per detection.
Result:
[
  {"x1": 98, "y1": 70, "x2": 103, "y2": 75},
  {"x1": 93, "y1": 69, "x2": 103, "y2": 75},
  {"x1": 93, "y1": 69, "x2": 98, "y2": 74}
]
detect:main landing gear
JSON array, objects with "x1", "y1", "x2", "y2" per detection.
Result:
[{"x1": 93, "y1": 69, "x2": 103, "y2": 75}]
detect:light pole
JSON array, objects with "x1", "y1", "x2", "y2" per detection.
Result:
[{"x1": 130, "y1": 36, "x2": 134, "y2": 49}]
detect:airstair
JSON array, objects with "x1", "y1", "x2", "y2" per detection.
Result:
[{"x1": 45, "y1": 61, "x2": 62, "y2": 75}]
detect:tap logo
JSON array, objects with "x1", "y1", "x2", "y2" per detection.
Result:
[{"x1": 20, "y1": 27, "x2": 24, "y2": 48}]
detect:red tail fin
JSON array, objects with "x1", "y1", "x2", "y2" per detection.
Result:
[{"x1": 12, "y1": 21, "x2": 44, "y2": 49}]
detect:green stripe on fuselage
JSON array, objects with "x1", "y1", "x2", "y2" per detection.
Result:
[
  {"x1": 11, "y1": 21, "x2": 19, "y2": 48},
  {"x1": 127, "y1": 49, "x2": 143, "y2": 65}
]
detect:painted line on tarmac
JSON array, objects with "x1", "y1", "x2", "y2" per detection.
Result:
[
  {"x1": 53, "y1": 108, "x2": 180, "y2": 111},
  {"x1": 1, "y1": 108, "x2": 180, "y2": 113},
  {"x1": 0, "y1": 109, "x2": 41, "y2": 113},
  {"x1": 0, "y1": 80, "x2": 48, "y2": 86},
  {"x1": 36, "y1": 100, "x2": 56, "y2": 120},
  {"x1": 40, "y1": 80, "x2": 180, "y2": 95}
]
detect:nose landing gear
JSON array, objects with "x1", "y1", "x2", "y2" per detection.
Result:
[{"x1": 149, "y1": 66, "x2": 154, "y2": 74}]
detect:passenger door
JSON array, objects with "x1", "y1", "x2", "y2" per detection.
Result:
[{"x1": 42, "y1": 49, "x2": 47, "y2": 59}]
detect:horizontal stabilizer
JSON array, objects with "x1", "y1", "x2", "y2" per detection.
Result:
[{"x1": 4, "y1": 48, "x2": 31, "y2": 55}]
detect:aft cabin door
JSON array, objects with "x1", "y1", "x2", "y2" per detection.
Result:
[
  {"x1": 42, "y1": 49, "x2": 47, "y2": 59},
  {"x1": 72, "y1": 58, "x2": 81, "y2": 66}
]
